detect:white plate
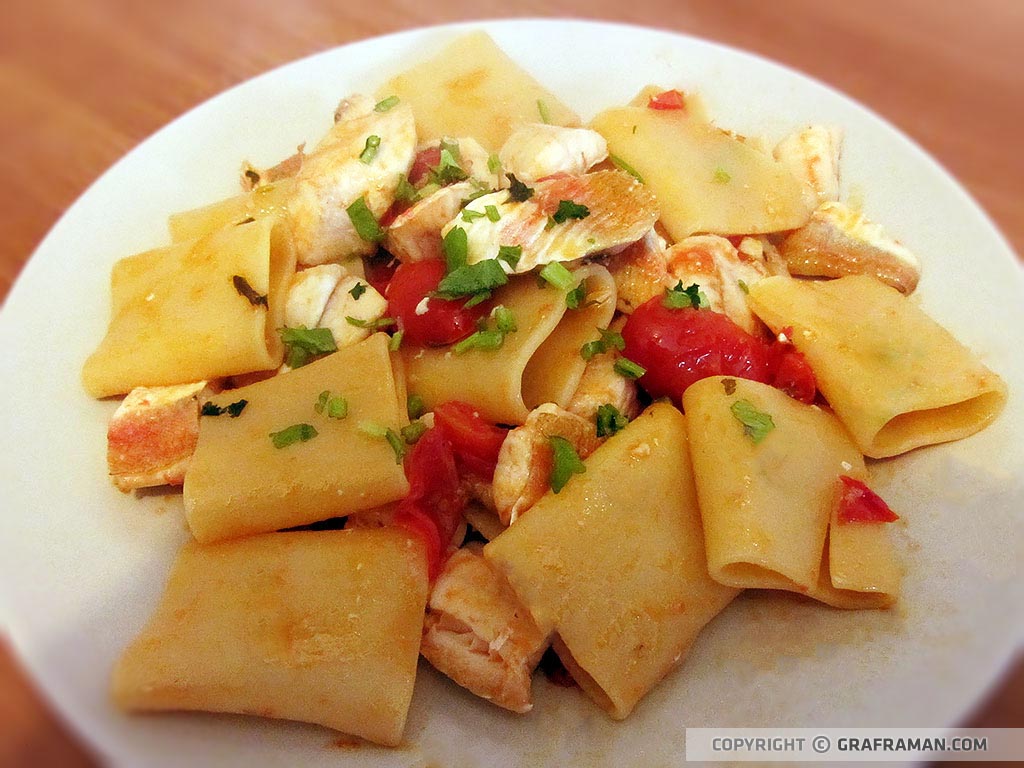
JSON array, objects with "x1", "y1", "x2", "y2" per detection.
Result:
[{"x1": 1, "y1": 19, "x2": 1022, "y2": 768}]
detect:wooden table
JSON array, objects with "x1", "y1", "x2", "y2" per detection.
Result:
[{"x1": 1, "y1": 1, "x2": 1021, "y2": 765}]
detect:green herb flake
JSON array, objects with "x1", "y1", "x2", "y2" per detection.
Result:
[
  {"x1": 613, "y1": 357, "x2": 647, "y2": 380},
  {"x1": 270, "y1": 423, "x2": 318, "y2": 449},
  {"x1": 346, "y1": 197, "x2": 385, "y2": 243},
  {"x1": 279, "y1": 326, "x2": 337, "y2": 369},
  {"x1": 730, "y1": 399, "x2": 775, "y2": 444},
  {"x1": 327, "y1": 396, "x2": 348, "y2": 420},
  {"x1": 506, "y1": 174, "x2": 535, "y2": 203},
  {"x1": 663, "y1": 281, "x2": 708, "y2": 310},
  {"x1": 552, "y1": 199, "x2": 590, "y2": 224},
  {"x1": 548, "y1": 436, "x2": 586, "y2": 493},
  {"x1": 401, "y1": 420, "x2": 428, "y2": 445},
  {"x1": 389, "y1": 330, "x2": 404, "y2": 351},
  {"x1": 713, "y1": 167, "x2": 732, "y2": 184},
  {"x1": 598, "y1": 327, "x2": 626, "y2": 351},
  {"x1": 429, "y1": 144, "x2": 468, "y2": 185},
  {"x1": 374, "y1": 95, "x2": 400, "y2": 112},
  {"x1": 201, "y1": 399, "x2": 248, "y2": 418},
  {"x1": 484, "y1": 204, "x2": 501, "y2": 222},
  {"x1": 539, "y1": 262, "x2": 575, "y2": 291},
  {"x1": 461, "y1": 209, "x2": 486, "y2": 222},
  {"x1": 566, "y1": 283, "x2": 586, "y2": 309},
  {"x1": 443, "y1": 226, "x2": 469, "y2": 272},
  {"x1": 359, "y1": 134, "x2": 381, "y2": 164},
  {"x1": 314, "y1": 390, "x2": 330, "y2": 414},
  {"x1": 453, "y1": 329, "x2": 505, "y2": 354},
  {"x1": 232, "y1": 275, "x2": 268, "y2": 307},
  {"x1": 461, "y1": 291, "x2": 492, "y2": 309},
  {"x1": 596, "y1": 404, "x2": 629, "y2": 437},
  {"x1": 345, "y1": 315, "x2": 397, "y2": 330},
  {"x1": 537, "y1": 98, "x2": 552, "y2": 124},
  {"x1": 609, "y1": 153, "x2": 644, "y2": 183},
  {"x1": 407, "y1": 394, "x2": 425, "y2": 420},
  {"x1": 395, "y1": 174, "x2": 418, "y2": 203},
  {"x1": 349, "y1": 281, "x2": 367, "y2": 300},
  {"x1": 358, "y1": 420, "x2": 388, "y2": 438},
  {"x1": 385, "y1": 428, "x2": 406, "y2": 463},
  {"x1": 580, "y1": 340, "x2": 604, "y2": 361},
  {"x1": 721, "y1": 378, "x2": 737, "y2": 396},
  {"x1": 738, "y1": 279, "x2": 749, "y2": 294},
  {"x1": 497, "y1": 244, "x2": 522, "y2": 269},
  {"x1": 487, "y1": 153, "x2": 502, "y2": 175},
  {"x1": 436, "y1": 259, "x2": 509, "y2": 299},
  {"x1": 493, "y1": 305, "x2": 517, "y2": 334}
]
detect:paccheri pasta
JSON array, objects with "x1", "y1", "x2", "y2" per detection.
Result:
[{"x1": 84, "y1": 31, "x2": 1006, "y2": 747}]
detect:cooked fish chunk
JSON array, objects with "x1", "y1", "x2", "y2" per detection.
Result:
[
  {"x1": 421, "y1": 545, "x2": 548, "y2": 714},
  {"x1": 284, "y1": 264, "x2": 345, "y2": 329},
  {"x1": 567, "y1": 320, "x2": 641, "y2": 422},
  {"x1": 107, "y1": 381, "x2": 211, "y2": 492},
  {"x1": 288, "y1": 94, "x2": 416, "y2": 265},
  {"x1": 499, "y1": 124, "x2": 608, "y2": 183},
  {"x1": 602, "y1": 229, "x2": 670, "y2": 313},
  {"x1": 319, "y1": 276, "x2": 389, "y2": 348},
  {"x1": 780, "y1": 201, "x2": 921, "y2": 294},
  {"x1": 445, "y1": 170, "x2": 659, "y2": 272},
  {"x1": 667, "y1": 235, "x2": 771, "y2": 335},
  {"x1": 492, "y1": 403, "x2": 604, "y2": 526},
  {"x1": 773, "y1": 126, "x2": 843, "y2": 206},
  {"x1": 386, "y1": 181, "x2": 477, "y2": 263}
]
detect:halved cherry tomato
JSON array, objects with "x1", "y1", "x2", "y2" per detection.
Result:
[
  {"x1": 408, "y1": 146, "x2": 442, "y2": 186},
  {"x1": 836, "y1": 476, "x2": 899, "y2": 524},
  {"x1": 387, "y1": 259, "x2": 489, "y2": 346},
  {"x1": 647, "y1": 89, "x2": 686, "y2": 110},
  {"x1": 433, "y1": 401, "x2": 510, "y2": 480},
  {"x1": 394, "y1": 427, "x2": 466, "y2": 579},
  {"x1": 768, "y1": 329, "x2": 817, "y2": 404},
  {"x1": 621, "y1": 298, "x2": 771, "y2": 405}
]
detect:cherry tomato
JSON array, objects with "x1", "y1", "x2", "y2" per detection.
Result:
[
  {"x1": 836, "y1": 476, "x2": 899, "y2": 524},
  {"x1": 768, "y1": 338, "x2": 817, "y2": 405},
  {"x1": 433, "y1": 401, "x2": 509, "y2": 480},
  {"x1": 395, "y1": 427, "x2": 466, "y2": 580},
  {"x1": 647, "y1": 89, "x2": 686, "y2": 110},
  {"x1": 387, "y1": 259, "x2": 489, "y2": 346},
  {"x1": 621, "y1": 298, "x2": 771, "y2": 405},
  {"x1": 408, "y1": 146, "x2": 441, "y2": 186}
]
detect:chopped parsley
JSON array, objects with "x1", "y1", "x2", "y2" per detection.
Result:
[
  {"x1": 407, "y1": 394, "x2": 425, "y2": 420},
  {"x1": 613, "y1": 357, "x2": 646, "y2": 379},
  {"x1": 595, "y1": 404, "x2": 629, "y2": 437},
  {"x1": 359, "y1": 134, "x2": 381, "y2": 164},
  {"x1": 493, "y1": 305, "x2": 517, "y2": 333},
  {"x1": 270, "y1": 423, "x2": 318, "y2": 449},
  {"x1": 315, "y1": 390, "x2": 349, "y2": 420},
  {"x1": 485, "y1": 204, "x2": 501, "y2": 222},
  {"x1": 461, "y1": 208, "x2": 486, "y2": 222},
  {"x1": 358, "y1": 421, "x2": 388, "y2": 438},
  {"x1": 345, "y1": 315, "x2": 397, "y2": 330},
  {"x1": 443, "y1": 226, "x2": 469, "y2": 271},
  {"x1": 565, "y1": 283, "x2": 587, "y2": 310},
  {"x1": 730, "y1": 399, "x2": 775, "y2": 444},
  {"x1": 713, "y1": 167, "x2": 732, "y2": 184},
  {"x1": 537, "y1": 98, "x2": 552, "y2": 124},
  {"x1": 506, "y1": 173, "x2": 535, "y2": 203},
  {"x1": 663, "y1": 281, "x2": 708, "y2": 310},
  {"x1": 551, "y1": 199, "x2": 590, "y2": 224},
  {"x1": 429, "y1": 142, "x2": 468, "y2": 185},
  {"x1": 549, "y1": 436, "x2": 586, "y2": 493},
  {"x1": 400, "y1": 420, "x2": 428, "y2": 444},
  {"x1": 539, "y1": 262, "x2": 575, "y2": 291},
  {"x1": 487, "y1": 153, "x2": 502, "y2": 175},
  {"x1": 580, "y1": 327, "x2": 625, "y2": 361},
  {"x1": 374, "y1": 95, "x2": 400, "y2": 112},
  {"x1": 349, "y1": 281, "x2": 367, "y2": 300},
  {"x1": 609, "y1": 153, "x2": 644, "y2": 183},
  {"x1": 435, "y1": 259, "x2": 508, "y2": 300},
  {"x1": 201, "y1": 399, "x2": 248, "y2": 418},
  {"x1": 738, "y1": 279, "x2": 750, "y2": 294},
  {"x1": 395, "y1": 174, "x2": 418, "y2": 203},
  {"x1": 359, "y1": 422, "x2": 406, "y2": 463},
  {"x1": 497, "y1": 244, "x2": 522, "y2": 270},
  {"x1": 232, "y1": 275, "x2": 268, "y2": 307},
  {"x1": 389, "y1": 330, "x2": 404, "y2": 351},
  {"x1": 279, "y1": 326, "x2": 337, "y2": 368},
  {"x1": 454, "y1": 328, "x2": 505, "y2": 354},
  {"x1": 346, "y1": 197, "x2": 385, "y2": 242}
]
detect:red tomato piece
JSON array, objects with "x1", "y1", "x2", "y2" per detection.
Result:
[
  {"x1": 621, "y1": 298, "x2": 771, "y2": 405},
  {"x1": 386, "y1": 259, "x2": 489, "y2": 346},
  {"x1": 647, "y1": 89, "x2": 686, "y2": 110},
  {"x1": 433, "y1": 401, "x2": 509, "y2": 480},
  {"x1": 836, "y1": 476, "x2": 900, "y2": 524},
  {"x1": 408, "y1": 146, "x2": 442, "y2": 186},
  {"x1": 363, "y1": 253, "x2": 398, "y2": 296},
  {"x1": 768, "y1": 330, "x2": 817, "y2": 404}
]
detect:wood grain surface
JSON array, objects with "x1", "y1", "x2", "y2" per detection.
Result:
[{"x1": 0, "y1": 0, "x2": 1021, "y2": 765}]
